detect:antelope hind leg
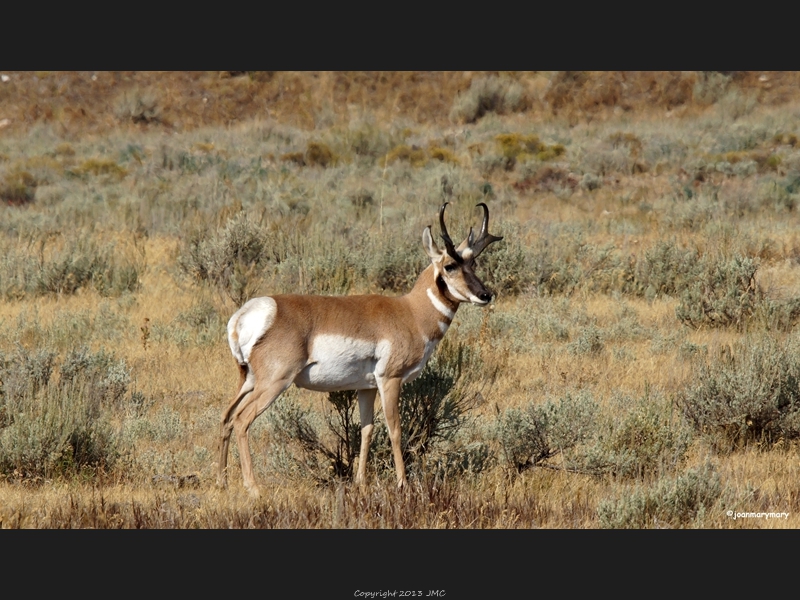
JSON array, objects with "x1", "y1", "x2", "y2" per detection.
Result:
[
  {"x1": 218, "y1": 366, "x2": 254, "y2": 488},
  {"x1": 231, "y1": 374, "x2": 294, "y2": 498}
]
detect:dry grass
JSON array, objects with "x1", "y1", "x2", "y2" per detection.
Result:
[
  {"x1": 2, "y1": 72, "x2": 800, "y2": 528},
  {"x1": 1, "y1": 71, "x2": 799, "y2": 136}
]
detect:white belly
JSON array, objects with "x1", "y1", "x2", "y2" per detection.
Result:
[{"x1": 294, "y1": 335, "x2": 391, "y2": 392}]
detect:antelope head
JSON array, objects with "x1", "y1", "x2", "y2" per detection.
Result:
[{"x1": 422, "y1": 202, "x2": 504, "y2": 306}]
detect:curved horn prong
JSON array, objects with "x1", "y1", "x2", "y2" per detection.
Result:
[
  {"x1": 439, "y1": 203, "x2": 461, "y2": 261},
  {"x1": 470, "y1": 203, "x2": 503, "y2": 257}
]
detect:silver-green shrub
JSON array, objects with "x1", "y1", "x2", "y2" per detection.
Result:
[
  {"x1": 598, "y1": 463, "x2": 722, "y2": 528},
  {"x1": 676, "y1": 256, "x2": 760, "y2": 329},
  {"x1": 0, "y1": 346, "x2": 129, "y2": 480},
  {"x1": 679, "y1": 335, "x2": 800, "y2": 449},
  {"x1": 497, "y1": 391, "x2": 599, "y2": 473},
  {"x1": 0, "y1": 232, "x2": 142, "y2": 300},
  {"x1": 450, "y1": 76, "x2": 528, "y2": 124},
  {"x1": 581, "y1": 393, "x2": 693, "y2": 479},
  {"x1": 177, "y1": 212, "x2": 272, "y2": 305}
]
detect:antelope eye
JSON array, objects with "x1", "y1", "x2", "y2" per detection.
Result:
[{"x1": 444, "y1": 263, "x2": 458, "y2": 273}]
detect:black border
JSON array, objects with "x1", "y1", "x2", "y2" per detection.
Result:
[{"x1": 6, "y1": 529, "x2": 786, "y2": 596}]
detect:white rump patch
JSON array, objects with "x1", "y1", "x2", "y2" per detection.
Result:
[
  {"x1": 228, "y1": 297, "x2": 278, "y2": 364},
  {"x1": 427, "y1": 288, "x2": 454, "y2": 320},
  {"x1": 295, "y1": 335, "x2": 392, "y2": 392}
]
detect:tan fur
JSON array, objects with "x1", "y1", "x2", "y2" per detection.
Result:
[{"x1": 218, "y1": 206, "x2": 501, "y2": 496}]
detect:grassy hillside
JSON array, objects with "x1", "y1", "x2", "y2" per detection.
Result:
[{"x1": 1, "y1": 71, "x2": 800, "y2": 528}]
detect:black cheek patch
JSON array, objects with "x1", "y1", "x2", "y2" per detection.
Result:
[{"x1": 435, "y1": 274, "x2": 449, "y2": 295}]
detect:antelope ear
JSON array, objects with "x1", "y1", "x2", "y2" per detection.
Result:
[
  {"x1": 456, "y1": 227, "x2": 473, "y2": 254},
  {"x1": 422, "y1": 226, "x2": 443, "y2": 261}
]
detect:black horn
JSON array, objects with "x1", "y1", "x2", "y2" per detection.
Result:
[
  {"x1": 438, "y1": 203, "x2": 462, "y2": 262},
  {"x1": 470, "y1": 203, "x2": 503, "y2": 257}
]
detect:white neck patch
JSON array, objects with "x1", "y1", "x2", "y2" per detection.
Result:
[{"x1": 427, "y1": 288, "x2": 454, "y2": 320}]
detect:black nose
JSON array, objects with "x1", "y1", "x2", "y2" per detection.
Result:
[{"x1": 478, "y1": 291, "x2": 492, "y2": 303}]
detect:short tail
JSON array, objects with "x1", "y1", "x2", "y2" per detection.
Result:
[{"x1": 237, "y1": 361, "x2": 248, "y2": 387}]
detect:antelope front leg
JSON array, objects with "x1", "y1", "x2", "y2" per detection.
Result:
[
  {"x1": 379, "y1": 377, "x2": 407, "y2": 489},
  {"x1": 355, "y1": 389, "x2": 377, "y2": 486}
]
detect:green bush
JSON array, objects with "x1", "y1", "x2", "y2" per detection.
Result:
[
  {"x1": 427, "y1": 438, "x2": 493, "y2": 480},
  {"x1": 0, "y1": 231, "x2": 145, "y2": 299},
  {"x1": 475, "y1": 222, "x2": 531, "y2": 296},
  {"x1": 676, "y1": 256, "x2": 760, "y2": 329},
  {"x1": 265, "y1": 396, "x2": 330, "y2": 482},
  {"x1": 177, "y1": 212, "x2": 272, "y2": 305},
  {"x1": 450, "y1": 76, "x2": 528, "y2": 124},
  {"x1": 750, "y1": 294, "x2": 800, "y2": 332},
  {"x1": 498, "y1": 391, "x2": 691, "y2": 480},
  {"x1": 567, "y1": 325, "x2": 604, "y2": 356},
  {"x1": 265, "y1": 391, "x2": 360, "y2": 483},
  {"x1": 0, "y1": 170, "x2": 37, "y2": 205},
  {"x1": 0, "y1": 232, "x2": 142, "y2": 300},
  {"x1": 496, "y1": 391, "x2": 598, "y2": 473},
  {"x1": 177, "y1": 300, "x2": 221, "y2": 329},
  {"x1": 679, "y1": 335, "x2": 800, "y2": 449},
  {"x1": 632, "y1": 241, "x2": 701, "y2": 299},
  {"x1": 174, "y1": 301, "x2": 226, "y2": 346},
  {"x1": 0, "y1": 346, "x2": 128, "y2": 480},
  {"x1": 0, "y1": 382, "x2": 119, "y2": 480},
  {"x1": 59, "y1": 347, "x2": 131, "y2": 406},
  {"x1": 527, "y1": 233, "x2": 583, "y2": 296},
  {"x1": 0, "y1": 347, "x2": 56, "y2": 419},
  {"x1": 597, "y1": 463, "x2": 722, "y2": 528},
  {"x1": 346, "y1": 121, "x2": 400, "y2": 162},
  {"x1": 581, "y1": 393, "x2": 693, "y2": 479},
  {"x1": 371, "y1": 240, "x2": 428, "y2": 293}
]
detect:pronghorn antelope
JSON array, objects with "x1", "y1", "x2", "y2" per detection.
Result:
[{"x1": 218, "y1": 202, "x2": 503, "y2": 496}]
